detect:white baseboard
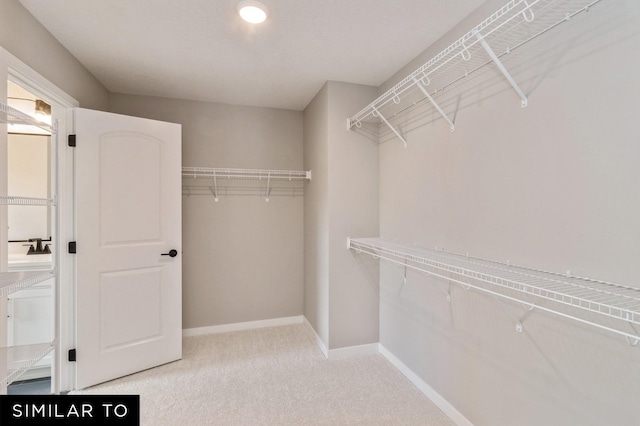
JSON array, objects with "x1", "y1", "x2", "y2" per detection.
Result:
[
  {"x1": 328, "y1": 343, "x2": 380, "y2": 359},
  {"x1": 379, "y1": 345, "x2": 473, "y2": 426},
  {"x1": 183, "y1": 315, "x2": 304, "y2": 337},
  {"x1": 302, "y1": 316, "x2": 329, "y2": 358},
  {"x1": 301, "y1": 317, "x2": 379, "y2": 360}
]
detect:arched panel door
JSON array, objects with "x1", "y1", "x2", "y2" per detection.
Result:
[{"x1": 74, "y1": 108, "x2": 181, "y2": 389}]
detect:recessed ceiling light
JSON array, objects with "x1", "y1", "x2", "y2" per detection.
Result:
[{"x1": 237, "y1": 0, "x2": 268, "y2": 24}]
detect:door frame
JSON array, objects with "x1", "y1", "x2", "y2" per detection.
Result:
[{"x1": 1, "y1": 48, "x2": 79, "y2": 393}]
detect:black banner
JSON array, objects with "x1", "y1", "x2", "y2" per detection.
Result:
[{"x1": 0, "y1": 395, "x2": 139, "y2": 425}]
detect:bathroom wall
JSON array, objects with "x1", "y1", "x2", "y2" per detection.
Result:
[
  {"x1": 7, "y1": 134, "x2": 49, "y2": 248},
  {"x1": 375, "y1": 0, "x2": 640, "y2": 424}
]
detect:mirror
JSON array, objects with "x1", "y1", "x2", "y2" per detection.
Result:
[
  {"x1": 6, "y1": 81, "x2": 52, "y2": 248},
  {"x1": 7, "y1": 134, "x2": 51, "y2": 241}
]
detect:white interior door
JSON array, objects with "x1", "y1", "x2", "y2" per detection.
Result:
[{"x1": 75, "y1": 108, "x2": 182, "y2": 389}]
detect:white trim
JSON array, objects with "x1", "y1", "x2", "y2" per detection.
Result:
[
  {"x1": 58, "y1": 106, "x2": 76, "y2": 393},
  {"x1": 379, "y1": 344, "x2": 474, "y2": 426},
  {"x1": 182, "y1": 315, "x2": 304, "y2": 337},
  {"x1": 1, "y1": 47, "x2": 78, "y2": 394},
  {"x1": 302, "y1": 316, "x2": 328, "y2": 358},
  {"x1": 327, "y1": 342, "x2": 380, "y2": 360},
  {"x1": 301, "y1": 317, "x2": 379, "y2": 359},
  {"x1": 4, "y1": 49, "x2": 79, "y2": 108}
]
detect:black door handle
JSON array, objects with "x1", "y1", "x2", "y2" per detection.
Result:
[{"x1": 161, "y1": 249, "x2": 178, "y2": 257}]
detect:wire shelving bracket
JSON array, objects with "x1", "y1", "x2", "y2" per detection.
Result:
[
  {"x1": 182, "y1": 167, "x2": 311, "y2": 201},
  {"x1": 412, "y1": 76, "x2": 455, "y2": 132},
  {"x1": 474, "y1": 28, "x2": 528, "y2": 108},
  {"x1": 347, "y1": 237, "x2": 640, "y2": 345},
  {"x1": 372, "y1": 107, "x2": 407, "y2": 148},
  {"x1": 347, "y1": 0, "x2": 604, "y2": 145}
]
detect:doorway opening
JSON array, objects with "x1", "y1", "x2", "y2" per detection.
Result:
[{"x1": 5, "y1": 80, "x2": 54, "y2": 394}]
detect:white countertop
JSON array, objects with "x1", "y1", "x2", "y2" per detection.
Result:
[{"x1": 8, "y1": 253, "x2": 52, "y2": 270}]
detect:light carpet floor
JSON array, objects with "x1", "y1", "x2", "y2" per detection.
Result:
[{"x1": 73, "y1": 324, "x2": 455, "y2": 425}]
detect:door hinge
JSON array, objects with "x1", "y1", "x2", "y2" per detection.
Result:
[
  {"x1": 68, "y1": 241, "x2": 77, "y2": 254},
  {"x1": 68, "y1": 134, "x2": 76, "y2": 147},
  {"x1": 68, "y1": 349, "x2": 77, "y2": 362}
]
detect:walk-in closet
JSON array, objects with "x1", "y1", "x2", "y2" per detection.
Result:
[{"x1": 1, "y1": 0, "x2": 639, "y2": 424}]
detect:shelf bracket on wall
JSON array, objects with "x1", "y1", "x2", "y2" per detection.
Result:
[
  {"x1": 475, "y1": 29, "x2": 528, "y2": 108},
  {"x1": 625, "y1": 314, "x2": 639, "y2": 346},
  {"x1": 516, "y1": 321, "x2": 524, "y2": 333},
  {"x1": 265, "y1": 171, "x2": 271, "y2": 202},
  {"x1": 411, "y1": 76, "x2": 455, "y2": 132},
  {"x1": 626, "y1": 336, "x2": 640, "y2": 347},
  {"x1": 403, "y1": 258, "x2": 408, "y2": 285},
  {"x1": 372, "y1": 106, "x2": 407, "y2": 148},
  {"x1": 209, "y1": 170, "x2": 219, "y2": 202}
]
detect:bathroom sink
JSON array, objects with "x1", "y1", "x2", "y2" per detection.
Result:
[{"x1": 8, "y1": 253, "x2": 52, "y2": 271}]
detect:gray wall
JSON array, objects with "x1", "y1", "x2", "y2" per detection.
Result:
[
  {"x1": 0, "y1": 0, "x2": 109, "y2": 110},
  {"x1": 326, "y1": 82, "x2": 379, "y2": 349},
  {"x1": 4, "y1": 0, "x2": 306, "y2": 333},
  {"x1": 376, "y1": 1, "x2": 640, "y2": 425},
  {"x1": 303, "y1": 83, "x2": 330, "y2": 346},
  {"x1": 110, "y1": 93, "x2": 304, "y2": 329},
  {"x1": 304, "y1": 81, "x2": 379, "y2": 351}
]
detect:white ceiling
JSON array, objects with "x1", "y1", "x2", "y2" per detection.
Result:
[{"x1": 19, "y1": 0, "x2": 484, "y2": 111}]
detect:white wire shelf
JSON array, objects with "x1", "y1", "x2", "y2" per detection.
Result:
[
  {"x1": 0, "y1": 342, "x2": 54, "y2": 389},
  {"x1": 348, "y1": 237, "x2": 640, "y2": 345},
  {"x1": 0, "y1": 270, "x2": 55, "y2": 298},
  {"x1": 182, "y1": 167, "x2": 311, "y2": 201},
  {"x1": 0, "y1": 196, "x2": 56, "y2": 206},
  {"x1": 183, "y1": 167, "x2": 311, "y2": 180},
  {"x1": 348, "y1": 0, "x2": 604, "y2": 146},
  {"x1": 0, "y1": 102, "x2": 54, "y2": 133}
]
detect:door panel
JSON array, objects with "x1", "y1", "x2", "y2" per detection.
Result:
[
  {"x1": 100, "y1": 267, "x2": 162, "y2": 351},
  {"x1": 75, "y1": 108, "x2": 181, "y2": 389},
  {"x1": 99, "y1": 133, "x2": 162, "y2": 245}
]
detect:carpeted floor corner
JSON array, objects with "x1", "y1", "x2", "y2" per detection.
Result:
[{"x1": 73, "y1": 324, "x2": 454, "y2": 425}]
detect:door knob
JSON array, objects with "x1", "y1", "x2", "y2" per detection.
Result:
[{"x1": 161, "y1": 249, "x2": 178, "y2": 257}]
